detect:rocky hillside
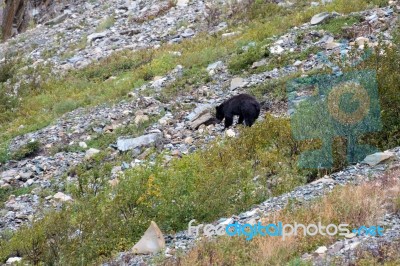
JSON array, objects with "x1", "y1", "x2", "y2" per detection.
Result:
[{"x1": 0, "y1": 0, "x2": 400, "y2": 265}]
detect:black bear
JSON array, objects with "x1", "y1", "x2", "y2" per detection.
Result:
[{"x1": 216, "y1": 94, "x2": 260, "y2": 129}]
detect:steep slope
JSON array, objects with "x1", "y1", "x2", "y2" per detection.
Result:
[{"x1": 0, "y1": 0, "x2": 400, "y2": 265}]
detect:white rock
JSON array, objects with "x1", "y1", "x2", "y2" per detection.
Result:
[
  {"x1": 117, "y1": 133, "x2": 162, "y2": 152},
  {"x1": 348, "y1": 241, "x2": 360, "y2": 249},
  {"x1": 135, "y1": 114, "x2": 149, "y2": 125},
  {"x1": 87, "y1": 31, "x2": 108, "y2": 43},
  {"x1": 225, "y1": 129, "x2": 236, "y2": 137},
  {"x1": 310, "y1": 12, "x2": 331, "y2": 25},
  {"x1": 79, "y1": 142, "x2": 88, "y2": 149},
  {"x1": 184, "y1": 137, "x2": 194, "y2": 144},
  {"x1": 293, "y1": 60, "x2": 303, "y2": 67},
  {"x1": 270, "y1": 45, "x2": 284, "y2": 54},
  {"x1": 326, "y1": 41, "x2": 341, "y2": 50},
  {"x1": 177, "y1": 0, "x2": 189, "y2": 7},
  {"x1": 25, "y1": 179, "x2": 34, "y2": 186},
  {"x1": 6, "y1": 257, "x2": 22, "y2": 264},
  {"x1": 315, "y1": 246, "x2": 328, "y2": 254},
  {"x1": 132, "y1": 221, "x2": 165, "y2": 254},
  {"x1": 355, "y1": 37, "x2": 370, "y2": 46},
  {"x1": 53, "y1": 192, "x2": 73, "y2": 202},
  {"x1": 345, "y1": 233, "x2": 356, "y2": 238},
  {"x1": 221, "y1": 32, "x2": 238, "y2": 39},
  {"x1": 219, "y1": 218, "x2": 234, "y2": 225},
  {"x1": 85, "y1": 148, "x2": 100, "y2": 159}
]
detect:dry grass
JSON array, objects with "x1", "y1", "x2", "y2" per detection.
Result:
[{"x1": 166, "y1": 169, "x2": 400, "y2": 266}]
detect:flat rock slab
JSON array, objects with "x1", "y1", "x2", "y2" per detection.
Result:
[
  {"x1": 186, "y1": 104, "x2": 212, "y2": 121},
  {"x1": 189, "y1": 112, "x2": 218, "y2": 130},
  {"x1": 44, "y1": 13, "x2": 68, "y2": 26},
  {"x1": 310, "y1": 12, "x2": 331, "y2": 25},
  {"x1": 362, "y1": 151, "x2": 396, "y2": 166},
  {"x1": 177, "y1": 0, "x2": 189, "y2": 7},
  {"x1": 87, "y1": 31, "x2": 108, "y2": 43},
  {"x1": 117, "y1": 133, "x2": 163, "y2": 152},
  {"x1": 230, "y1": 77, "x2": 247, "y2": 90}
]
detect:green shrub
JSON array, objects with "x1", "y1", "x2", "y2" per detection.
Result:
[
  {"x1": 356, "y1": 38, "x2": 400, "y2": 149},
  {"x1": 228, "y1": 45, "x2": 269, "y2": 74},
  {"x1": 316, "y1": 15, "x2": 362, "y2": 36},
  {"x1": 0, "y1": 58, "x2": 18, "y2": 83},
  {"x1": 0, "y1": 86, "x2": 18, "y2": 124},
  {"x1": 0, "y1": 186, "x2": 33, "y2": 208},
  {"x1": 53, "y1": 99, "x2": 80, "y2": 115},
  {"x1": 76, "y1": 50, "x2": 154, "y2": 82},
  {"x1": 11, "y1": 140, "x2": 41, "y2": 160},
  {"x1": 95, "y1": 16, "x2": 115, "y2": 32}
]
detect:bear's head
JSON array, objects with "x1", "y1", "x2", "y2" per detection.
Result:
[{"x1": 215, "y1": 103, "x2": 224, "y2": 121}]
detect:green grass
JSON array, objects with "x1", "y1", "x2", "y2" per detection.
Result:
[
  {"x1": 10, "y1": 140, "x2": 41, "y2": 160},
  {"x1": 0, "y1": 186, "x2": 34, "y2": 208},
  {"x1": 316, "y1": 14, "x2": 362, "y2": 36},
  {"x1": 95, "y1": 16, "x2": 115, "y2": 32}
]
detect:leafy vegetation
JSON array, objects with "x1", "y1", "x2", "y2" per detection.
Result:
[
  {"x1": 10, "y1": 140, "x2": 41, "y2": 161},
  {"x1": 167, "y1": 177, "x2": 399, "y2": 265},
  {"x1": 0, "y1": 186, "x2": 33, "y2": 208},
  {"x1": 316, "y1": 14, "x2": 362, "y2": 36},
  {"x1": 95, "y1": 16, "x2": 115, "y2": 32}
]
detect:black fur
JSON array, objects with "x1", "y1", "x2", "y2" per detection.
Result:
[{"x1": 216, "y1": 94, "x2": 260, "y2": 129}]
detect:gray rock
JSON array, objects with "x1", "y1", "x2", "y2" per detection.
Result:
[
  {"x1": 186, "y1": 104, "x2": 212, "y2": 121},
  {"x1": 189, "y1": 113, "x2": 216, "y2": 130},
  {"x1": 87, "y1": 32, "x2": 108, "y2": 43},
  {"x1": 207, "y1": 61, "x2": 224, "y2": 72},
  {"x1": 315, "y1": 246, "x2": 328, "y2": 254},
  {"x1": 44, "y1": 13, "x2": 69, "y2": 26},
  {"x1": 67, "y1": 56, "x2": 84, "y2": 64},
  {"x1": 117, "y1": 133, "x2": 163, "y2": 152},
  {"x1": 310, "y1": 12, "x2": 331, "y2": 25},
  {"x1": 53, "y1": 192, "x2": 73, "y2": 202},
  {"x1": 230, "y1": 77, "x2": 247, "y2": 90},
  {"x1": 18, "y1": 171, "x2": 33, "y2": 181},
  {"x1": 177, "y1": 0, "x2": 190, "y2": 7},
  {"x1": 181, "y1": 28, "x2": 195, "y2": 38},
  {"x1": 2, "y1": 169, "x2": 18, "y2": 180},
  {"x1": 85, "y1": 148, "x2": 100, "y2": 159},
  {"x1": 362, "y1": 151, "x2": 396, "y2": 166}
]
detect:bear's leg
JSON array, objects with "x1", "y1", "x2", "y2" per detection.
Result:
[
  {"x1": 244, "y1": 116, "x2": 256, "y2": 127},
  {"x1": 238, "y1": 115, "x2": 244, "y2": 125},
  {"x1": 224, "y1": 116, "x2": 234, "y2": 129}
]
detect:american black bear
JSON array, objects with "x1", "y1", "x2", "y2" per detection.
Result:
[{"x1": 216, "y1": 94, "x2": 260, "y2": 129}]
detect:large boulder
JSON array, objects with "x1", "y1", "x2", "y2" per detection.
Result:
[
  {"x1": 2, "y1": 0, "x2": 29, "y2": 40},
  {"x1": 132, "y1": 221, "x2": 165, "y2": 255},
  {"x1": 1, "y1": 0, "x2": 78, "y2": 40},
  {"x1": 117, "y1": 133, "x2": 163, "y2": 152}
]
